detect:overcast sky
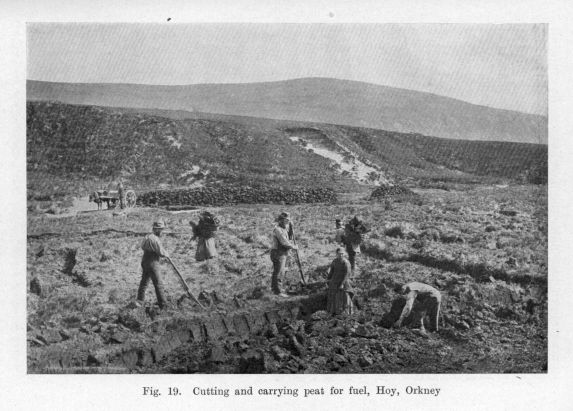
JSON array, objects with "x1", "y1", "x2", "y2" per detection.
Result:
[{"x1": 27, "y1": 23, "x2": 547, "y2": 115}]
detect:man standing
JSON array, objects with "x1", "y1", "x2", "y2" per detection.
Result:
[
  {"x1": 117, "y1": 179, "x2": 126, "y2": 209},
  {"x1": 270, "y1": 212, "x2": 298, "y2": 297},
  {"x1": 137, "y1": 220, "x2": 170, "y2": 308},
  {"x1": 335, "y1": 218, "x2": 345, "y2": 244},
  {"x1": 393, "y1": 282, "x2": 442, "y2": 333}
]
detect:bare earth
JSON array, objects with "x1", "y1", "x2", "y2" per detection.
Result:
[{"x1": 26, "y1": 184, "x2": 547, "y2": 374}]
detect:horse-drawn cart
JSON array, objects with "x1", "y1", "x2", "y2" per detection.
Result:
[{"x1": 89, "y1": 189, "x2": 137, "y2": 210}]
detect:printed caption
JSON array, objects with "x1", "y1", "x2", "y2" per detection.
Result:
[{"x1": 142, "y1": 385, "x2": 441, "y2": 398}]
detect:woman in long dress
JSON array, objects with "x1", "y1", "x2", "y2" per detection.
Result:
[
  {"x1": 190, "y1": 211, "x2": 219, "y2": 262},
  {"x1": 326, "y1": 248, "x2": 354, "y2": 315}
]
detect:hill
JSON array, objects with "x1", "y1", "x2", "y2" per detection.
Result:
[
  {"x1": 26, "y1": 101, "x2": 356, "y2": 198},
  {"x1": 26, "y1": 101, "x2": 546, "y2": 199},
  {"x1": 27, "y1": 78, "x2": 547, "y2": 144}
]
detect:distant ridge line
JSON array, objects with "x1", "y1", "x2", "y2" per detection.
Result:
[
  {"x1": 27, "y1": 78, "x2": 547, "y2": 144},
  {"x1": 27, "y1": 78, "x2": 545, "y2": 116}
]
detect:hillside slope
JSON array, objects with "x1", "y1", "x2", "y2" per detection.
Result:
[
  {"x1": 26, "y1": 101, "x2": 356, "y2": 197},
  {"x1": 122, "y1": 106, "x2": 547, "y2": 184},
  {"x1": 26, "y1": 101, "x2": 547, "y2": 198},
  {"x1": 27, "y1": 78, "x2": 547, "y2": 144}
]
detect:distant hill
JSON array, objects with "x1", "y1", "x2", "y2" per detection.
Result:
[
  {"x1": 27, "y1": 78, "x2": 547, "y2": 144},
  {"x1": 26, "y1": 101, "x2": 547, "y2": 198}
]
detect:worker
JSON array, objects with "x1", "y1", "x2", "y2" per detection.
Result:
[
  {"x1": 393, "y1": 282, "x2": 442, "y2": 333},
  {"x1": 334, "y1": 218, "x2": 345, "y2": 244},
  {"x1": 270, "y1": 212, "x2": 298, "y2": 297},
  {"x1": 190, "y1": 211, "x2": 219, "y2": 261},
  {"x1": 341, "y1": 216, "x2": 369, "y2": 274},
  {"x1": 326, "y1": 248, "x2": 354, "y2": 315},
  {"x1": 117, "y1": 180, "x2": 126, "y2": 209},
  {"x1": 137, "y1": 220, "x2": 169, "y2": 308}
]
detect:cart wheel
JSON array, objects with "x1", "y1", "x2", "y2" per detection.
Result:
[{"x1": 125, "y1": 190, "x2": 137, "y2": 208}]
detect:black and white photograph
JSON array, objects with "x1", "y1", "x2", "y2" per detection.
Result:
[
  {"x1": 25, "y1": 22, "x2": 548, "y2": 375},
  {"x1": 2, "y1": 0, "x2": 572, "y2": 409}
]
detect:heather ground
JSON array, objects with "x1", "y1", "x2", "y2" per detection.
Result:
[{"x1": 27, "y1": 183, "x2": 547, "y2": 373}]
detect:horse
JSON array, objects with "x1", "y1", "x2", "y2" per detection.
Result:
[{"x1": 89, "y1": 191, "x2": 111, "y2": 210}]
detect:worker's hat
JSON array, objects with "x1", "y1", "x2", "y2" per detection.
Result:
[
  {"x1": 152, "y1": 220, "x2": 167, "y2": 230},
  {"x1": 277, "y1": 212, "x2": 291, "y2": 222}
]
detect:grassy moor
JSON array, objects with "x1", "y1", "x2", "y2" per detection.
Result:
[{"x1": 27, "y1": 95, "x2": 547, "y2": 374}]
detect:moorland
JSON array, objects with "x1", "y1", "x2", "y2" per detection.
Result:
[{"x1": 26, "y1": 97, "x2": 547, "y2": 373}]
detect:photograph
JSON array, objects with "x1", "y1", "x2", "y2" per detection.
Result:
[{"x1": 25, "y1": 23, "x2": 548, "y2": 375}]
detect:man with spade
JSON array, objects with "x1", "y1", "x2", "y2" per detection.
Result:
[
  {"x1": 270, "y1": 212, "x2": 299, "y2": 297},
  {"x1": 137, "y1": 220, "x2": 170, "y2": 308}
]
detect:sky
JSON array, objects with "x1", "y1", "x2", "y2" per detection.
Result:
[{"x1": 27, "y1": 23, "x2": 547, "y2": 115}]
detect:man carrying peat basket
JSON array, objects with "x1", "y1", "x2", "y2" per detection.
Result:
[
  {"x1": 341, "y1": 216, "x2": 370, "y2": 274},
  {"x1": 190, "y1": 211, "x2": 220, "y2": 262}
]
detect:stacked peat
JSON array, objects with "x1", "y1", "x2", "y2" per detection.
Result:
[
  {"x1": 137, "y1": 185, "x2": 337, "y2": 207},
  {"x1": 369, "y1": 184, "x2": 415, "y2": 200}
]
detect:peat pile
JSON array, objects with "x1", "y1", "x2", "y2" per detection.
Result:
[
  {"x1": 137, "y1": 186, "x2": 337, "y2": 207},
  {"x1": 369, "y1": 184, "x2": 416, "y2": 199}
]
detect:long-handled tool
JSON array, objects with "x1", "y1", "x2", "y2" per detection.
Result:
[
  {"x1": 289, "y1": 224, "x2": 307, "y2": 285},
  {"x1": 167, "y1": 257, "x2": 206, "y2": 309}
]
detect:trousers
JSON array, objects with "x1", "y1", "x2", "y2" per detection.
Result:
[
  {"x1": 270, "y1": 249, "x2": 288, "y2": 294},
  {"x1": 413, "y1": 295, "x2": 441, "y2": 331},
  {"x1": 137, "y1": 253, "x2": 166, "y2": 307},
  {"x1": 345, "y1": 243, "x2": 357, "y2": 271}
]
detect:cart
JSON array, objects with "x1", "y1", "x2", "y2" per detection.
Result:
[{"x1": 89, "y1": 189, "x2": 137, "y2": 210}]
